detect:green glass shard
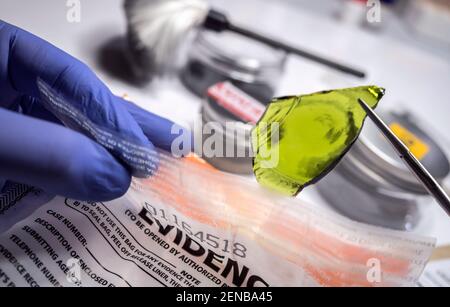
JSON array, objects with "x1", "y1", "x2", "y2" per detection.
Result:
[{"x1": 252, "y1": 85, "x2": 385, "y2": 196}]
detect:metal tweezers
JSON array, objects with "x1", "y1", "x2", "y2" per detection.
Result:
[{"x1": 358, "y1": 98, "x2": 450, "y2": 217}]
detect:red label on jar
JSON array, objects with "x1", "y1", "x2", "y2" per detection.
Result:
[{"x1": 207, "y1": 82, "x2": 266, "y2": 125}]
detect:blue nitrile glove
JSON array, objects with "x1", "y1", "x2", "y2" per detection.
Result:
[{"x1": 0, "y1": 20, "x2": 189, "y2": 202}]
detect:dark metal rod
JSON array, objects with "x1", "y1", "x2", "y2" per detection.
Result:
[
  {"x1": 358, "y1": 98, "x2": 450, "y2": 217},
  {"x1": 228, "y1": 23, "x2": 366, "y2": 79}
]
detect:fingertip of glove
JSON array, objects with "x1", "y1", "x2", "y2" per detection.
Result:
[
  {"x1": 85, "y1": 153, "x2": 133, "y2": 202},
  {"x1": 61, "y1": 138, "x2": 132, "y2": 202},
  {"x1": 96, "y1": 168, "x2": 132, "y2": 201}
]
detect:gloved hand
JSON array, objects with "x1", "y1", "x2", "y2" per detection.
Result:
[{"x1": 0, "y1": 20, "x2": 188, "y2": 202}]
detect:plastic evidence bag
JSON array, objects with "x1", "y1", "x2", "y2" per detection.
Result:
[{"x1": 0, "y1": 151, "x2": 436, "y2": 287}]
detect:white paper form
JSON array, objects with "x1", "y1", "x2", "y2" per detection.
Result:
[
  {"x1": 417, "y1": 246, "x2": 450, "y2": 287},
  {"x1": 0, "y1": 195, "x2": 306, "y2": 287},
  {"x1": 417, "y1": 260, "x2": 450, "y2": 287},
  {"x1": 0, "y1": 176, "x2": 437, "y2": 287}
]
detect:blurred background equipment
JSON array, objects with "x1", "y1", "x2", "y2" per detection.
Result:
[
  {"x1": 287, "y1": 0, "x2": 450, "y2": 58},
  {"x1": 198, "y1": 82, "x2": 257, "y2": 174},
  {"x1": 124, "y1": 0, "x2": 209, "y2": 82},
  {"x1": 404, "y1": 0, "x2": 450, "y2": 45},
  {"x1": 124, "y1": 0, "x2": 366, "y2": 83},
  {"x1": 180, "y1": 29, "x2": 287, "y2": 103}
]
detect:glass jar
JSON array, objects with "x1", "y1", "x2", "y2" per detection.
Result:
[
  {"x1": 180, "y1": 29, "x2": 287, "y2": 103},
  {"x1": 195, "y1": 82, "x2": 257, "y2": 175}
]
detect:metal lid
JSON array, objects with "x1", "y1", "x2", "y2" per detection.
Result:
[
  {"x1": 193, "y1": 30, "x2": 287, "y2": 81},
  {"x1": 349, "y1": 111, "x2": 450, "y2": 194}
]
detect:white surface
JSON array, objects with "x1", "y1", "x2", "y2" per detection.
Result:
[{"x1": 1, "y1": 0, "x2": 449, "y2": 244}]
